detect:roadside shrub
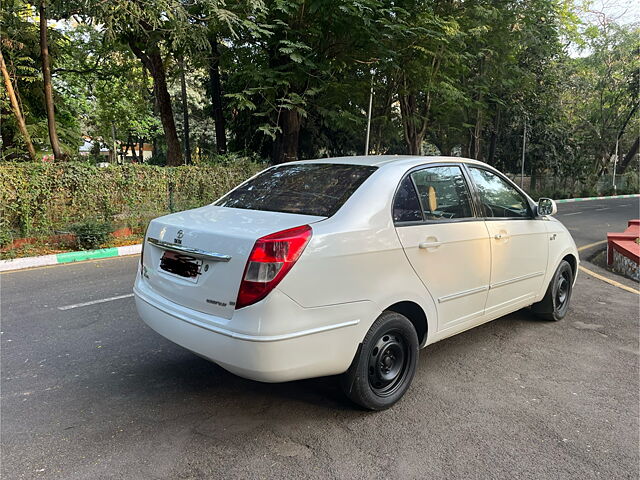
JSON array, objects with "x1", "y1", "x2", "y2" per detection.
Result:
[
  {"x1": 147, "y1": 152, "x2": 167, "y2": 166},
  {"x1": 0, "y1": 222, "x2": 13, "y2": 248},
  {"x1": 600, "y1": 185, "x2": 617, "y2": 197},
  {"x1": 0, "y1": 161, "x2": 263, "y2": 242},
  {"x1": 69, "y1": 219, "x2": 112, "y2": 250},
  {"x1": 579, "y1": 185, "x2": 598, "y2": 198},
  {"x1": 621, "y1": 171, "x2": 639, "y2": 194}
]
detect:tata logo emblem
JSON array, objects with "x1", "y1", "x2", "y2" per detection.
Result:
[{"x1": 174, "y1": 229, "x2": 184, "y2": 244}]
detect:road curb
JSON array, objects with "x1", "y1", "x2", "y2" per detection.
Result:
[
  {"x1": 0, "y1": 244, "x2": 141, "y2": 273},
  {"x1": 1, "y1": 193, "x2": 638, "y2": 273},
  {"x1": 555, "y1": 194, "x2": 639, "y2": 203}
]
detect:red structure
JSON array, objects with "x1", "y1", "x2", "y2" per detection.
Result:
[{"x1": 607, "y1": 220, "x2": 640, "y2": 281}]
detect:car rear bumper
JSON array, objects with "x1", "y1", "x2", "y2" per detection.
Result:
[{"x1": 133, "y1": 278, "x2": 372, "y2": 382}]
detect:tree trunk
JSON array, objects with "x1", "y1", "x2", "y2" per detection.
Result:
[
  {"x1": 373, "y1": 85, "x2": 394, "y2": 154},
  {"x1": 39, "y1": 1, "x2": 63, "y2": 160},
  {"x1": 138, "y1": 137, "x2": 145, "y2": 163},
  {"x1": 122, "y1": 136, "x2": 131, "y2": 160},
  {"x1": 129, "y1": 42, "x2": 183, "y2": 166},
  {"x1": 530, "y1": 166, "x2": 537, "y2": 192},
  {"x1": 461, "y1": 142, "x2": 469, "y2": 158},
  {"x1": 469, "y1": 107, "x2": 483, "y2": 160},
  {"x1": 208, "y1": 36, "x2": 227, "y2": 154},
  {"x1": 618, "y1": 137, "x2": 639, "y2": 174},
  {"x1": 179, "y1": 60, "x2": 191, "y2": 164},
  {"x1": 110, "y1": 123, "x2": 117, "y2": 163},
  {"x1": 272, "y1": 109, "x2": 301, "y2": 164},
  {"x1": 597, "y1": 102, "x2": 639, "y2": 176},
  {"x1": 0, "y1": 49, "x2": 37, "y2": 161},
  {"x1": 487, "y1": 107, "x2": 500, "y2": 165},
  {"x1": 399, "y1": 92, "x2": 423, "y2": 155}
]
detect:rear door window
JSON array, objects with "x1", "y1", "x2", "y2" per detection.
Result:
[
  {"x1": 215, "y1": 163, "x2": 377, "y2": 217},
  {"x1": 410, "y1": 166, "x2": 474, "y2": 221}
]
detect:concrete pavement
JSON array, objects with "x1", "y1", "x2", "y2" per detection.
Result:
[{"x1": 1, "y1": 198, "x2": 638, "y2": 480}]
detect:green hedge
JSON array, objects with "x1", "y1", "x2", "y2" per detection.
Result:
[{"x1": 0, "y1": 162, "x2": 263, "y2": 246}]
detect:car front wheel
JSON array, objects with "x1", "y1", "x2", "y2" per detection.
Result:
[
  {"x1": 340, "y1": 311, "x2": 419, "y2": 410},
  {"x1": 532, "y1": 260, "x2": 574, "y2": 321}
]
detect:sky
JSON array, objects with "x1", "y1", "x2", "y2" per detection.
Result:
[{"x1": 583, "y1": 0, "x2": 639, "y2": 24}]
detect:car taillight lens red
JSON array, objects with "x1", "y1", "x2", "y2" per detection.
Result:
[{"x1": 236, "y1": 224, "x2": 312, "y2": 309}]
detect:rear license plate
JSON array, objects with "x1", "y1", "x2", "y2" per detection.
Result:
[{"x1": 160, "y1": 251, "x2": 202, "y2": 281}]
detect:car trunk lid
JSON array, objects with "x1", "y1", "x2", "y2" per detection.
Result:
[{"x1": 142, "y1": 205, "x2": 324, "y2": 319}]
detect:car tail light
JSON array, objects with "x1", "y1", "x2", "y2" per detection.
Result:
[{"x1": 236, "y1": 225, "x2": 312, "y2": 309}]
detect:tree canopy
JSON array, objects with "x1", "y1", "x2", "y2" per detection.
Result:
[{"x1": 1, "y1": 0, "x2": 638, "y2": 185}]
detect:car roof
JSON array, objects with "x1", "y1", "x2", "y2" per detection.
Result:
[{"x1": 288, "y1": 155, "x2": 491, "y2": 170}]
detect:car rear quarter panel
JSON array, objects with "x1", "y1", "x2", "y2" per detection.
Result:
[{"x1": 277, "y1": 165, "x2": 438, "y2": 345}]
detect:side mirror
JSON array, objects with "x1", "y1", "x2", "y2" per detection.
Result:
[{"x1": 537, "y1": 197, "x2": 557, "y2": 216}]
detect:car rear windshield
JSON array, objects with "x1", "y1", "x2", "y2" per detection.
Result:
[{"x1": 215, "y1": 163, "x2": 377, "y2": 217}]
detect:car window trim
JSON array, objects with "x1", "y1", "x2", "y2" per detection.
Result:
[
  {"x1": 461, "y1": 163, "x2": 536, "y2": 220},
  {"x1": 393, "y1": 162, "x2": 482, "y2": 227}
]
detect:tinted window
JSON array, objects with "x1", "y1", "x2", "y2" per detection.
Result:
[
  {"x1": 393, "y1": 176, "x2": 423, "y2": 222},
  {"x1": 468, "y1": 167, "x2": 531, "y2": 218},
  {"x1": 215, "y1": 163, "x2": 377, "y2": 217},
  {"x1": 410, "y1": 166, "x2": 473, "y2": 220}
]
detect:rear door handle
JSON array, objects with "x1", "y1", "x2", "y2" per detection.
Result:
[
  {"x1": 494, "y1": 233, "x2": 510, "y2": 240},
  {"x1": 419, "y1": 241, "x2": 442, "y2": 249}
]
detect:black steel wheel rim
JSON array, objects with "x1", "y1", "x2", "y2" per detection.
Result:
[
  {"x1": 555, "y1": 269, "x2": 571, "y2": 310},
  {"x1": 367, "y1": 329, "x2": 410, "y2": 397}
]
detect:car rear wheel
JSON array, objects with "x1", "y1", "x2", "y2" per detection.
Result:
[
  {"x1": 340, "y1": 311, "x2": 418, "y2": 410},
  {"x1": 532, "y1": 260, "x2": 573, "y2": 321}
]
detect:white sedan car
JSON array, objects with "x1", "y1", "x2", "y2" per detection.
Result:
[{"x1": 134, "y1": 156, "x2": 578, "y2": 410}]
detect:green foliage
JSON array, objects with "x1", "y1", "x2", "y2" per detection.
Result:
[
  {"x1": 69, "y1": 219, "x2": 112, "y2": 250},
  {"x1": 1, "y1": 0, "x2": 637, "y2": 188},
  {"x1": 0, "y1": 162, "x2": 263, "y2": 241},
  {"x1": 1, "y1": 0, "x2": 82, "y2": 159}
]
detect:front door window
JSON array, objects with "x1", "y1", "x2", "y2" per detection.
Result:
[{"x1": 468, "y1": 167, "x2": 531, "y2": 218}]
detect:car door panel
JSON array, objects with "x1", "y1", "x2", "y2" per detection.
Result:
[
  {"x1": 396, "y1": 222, "x2": 491, "y2": 330},
  {"x1": 393, "y1": 165, "x2": 491, "y2": 331},
  {"x1": 466, "y1": 166, "x2": 549, "y2": 317},
  {"x1": 484, "y1": 220, "x2": 548, "y2": 315}
]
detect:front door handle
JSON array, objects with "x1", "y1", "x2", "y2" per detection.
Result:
[
  {"x1": 419, "y1": 241, "x2": 442, "y2": 249},
  {"x1": 493, "y1": 232, "x2": 510, "y2": 240}
]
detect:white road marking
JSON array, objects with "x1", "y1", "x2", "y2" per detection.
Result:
[
  {"x1": 619, "y1": 204, "x2": 630, "y2": 207},
  {"x1": 595, "y1": 207, "x2": 610, "y2": 211},
  {"x1": 58, "y1": 293, "x2": 134, "y2": 311},
  {"x1": 563, "y1": 212, "x2": 583, "y2": 216}
]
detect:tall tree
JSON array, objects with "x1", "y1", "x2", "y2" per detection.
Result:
[
  {"x1": 0, "y1": 48, "x2": 37, "y2": 160},
  {"x1": 227, "y1": 0, "x2": 402, "y2": 163},
  {"x1": 179, "y1": 58, "x2": 192, "y2": 164},
  {"x1": 39, "y1": 0, "x2": 63, "y2": 159},
  {"x1": 208, "y1": 34, "x2": 227, "y2": 154},
  {"x1": 127, "y1": 36, "x2": 182, "y2": 165},
  {"x1": 392, "y1": 1, "x2": 457, "y2": 156}
]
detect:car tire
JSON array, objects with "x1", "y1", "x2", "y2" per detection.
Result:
[
  {"x1": 532, "y1": 260, "x2": 574, "y2": 321},
  {"x1": 340, "y1": 311, "x2": 419, "y2": 410}
]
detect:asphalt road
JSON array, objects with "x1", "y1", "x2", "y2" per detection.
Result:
[
  {"x1": 556, "y1": 197, "x2": 640, "y2": 256},
  {"x1": 1, "y1": 198, "x2": 638, "y2": 480}
]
